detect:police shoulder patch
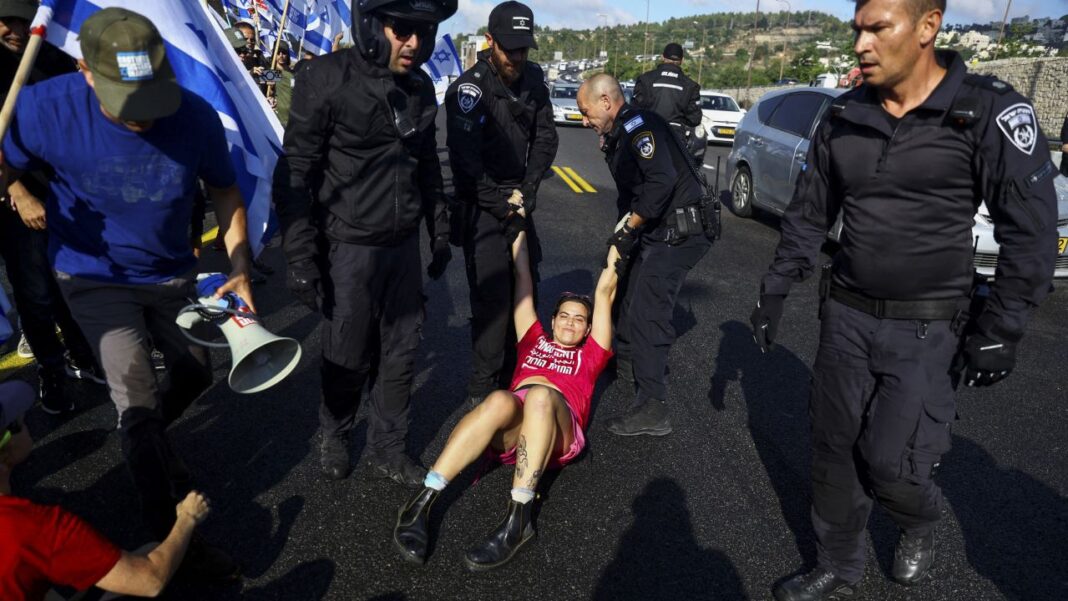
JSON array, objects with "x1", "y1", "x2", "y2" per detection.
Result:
[
  {"x1": 633, "y1": 130, "x2": 655, "y2": 159},
  {"x1": 458, "y1": 82, "x2": 482, "y2": 113},
  {"x1": 623, "y1": 115, "x2": 644, "y2": 133},
  {"x1": 995, "y1": 102, "x2": 1037, "y2": 155}
]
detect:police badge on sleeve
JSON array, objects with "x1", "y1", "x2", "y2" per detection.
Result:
[
  {"x1": 633, "y1": 131, "x2": 655, "y2": 159},
  {"x1": 458, "y1": 83, "x2": 482, "y2": 114},
  {"x1": 996, "y1": 103, "x2": 1037, "y2": 155}
]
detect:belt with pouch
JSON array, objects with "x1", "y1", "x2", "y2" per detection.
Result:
[{"x1": 829, "y1": 283, "x2": 965, "y2": 320}]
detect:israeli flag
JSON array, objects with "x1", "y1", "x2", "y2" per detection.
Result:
[
  {"x1": 303, "y1": 0, "x2": 350, "y2": 56},
  {"x1": 33, "y1": 0, "x2": 283, "y2": 257},
  {"x1": 222, "y1": 0, "x2": 253, "y2": 20},
  {"x1": 422, "y1": 34, "x2": 462, "y2": 82}
]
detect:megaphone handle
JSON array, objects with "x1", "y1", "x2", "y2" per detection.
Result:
[{"x1": 177, "y1": 324, "x2": 231, "y2": 349}]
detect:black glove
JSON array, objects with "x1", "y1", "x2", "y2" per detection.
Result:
[
  {"x1": 286, "y1": 258, "x2": 321, "y2": 312},
  {"x1": 427, "y1": 233, "x2": 452, "y2": 280},
  {"x1": 520, "y1": 184, "x2": 537, "y2": 214},
  {"x1": 750, "y1": 294, "x2": 785, "y2": 353},
  {"x1": 606, "y1": 223, "x2": 638, "y2": 260},
  {"x1": 502, "y1": 210, "x2": 526, "y2": 245},
  {"x1": 960, "y1": 332, "x2": 1016, "y2": 387}
]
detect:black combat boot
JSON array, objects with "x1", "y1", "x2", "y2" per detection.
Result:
[
  {"x1": 892, "y1": 530, "x2": 934, "y2": 585},
  {"x1": 319, "y1": 431, "x2": 351, "y2": 480},
  {"x1": 370, "y1": 453, "x2": 427, "y2": 488},
  {"x1": 38, "y1": 365, "x2": 73, "y2": 415},
  {"x1": 773, "y1": 567, "x2": 860, "y2": 601},
  {"x1": 463, "y1": 499, "x2": 535, "y2": 571},
  {"x1": 393, "y1": 487, "x2": 440, "y2": 564},
  {"x1": 605, "y1": 399, "x2": 672, "y2": 436}
]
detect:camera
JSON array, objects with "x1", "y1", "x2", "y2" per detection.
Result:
[{"x1": 255, "y1": 69, "x2": 282, "y2": 84}]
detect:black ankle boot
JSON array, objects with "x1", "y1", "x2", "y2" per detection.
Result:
[
  {"x1": 464, "y1": 499, "x2": 535, "y2": 571},
  {"x1": 393, "y1": 487, "x2": 440, "y2": 564}
]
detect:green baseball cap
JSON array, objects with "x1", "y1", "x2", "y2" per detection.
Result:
[
  {"x1": 223, "y1": 27, "x2": 248, "y2": 50},
  {"x1": 0, "y1": 0, "x2": 36, "y2": 21},
  {"x1": 79, "y1": 7, "x2": 180, "y2": 122}
]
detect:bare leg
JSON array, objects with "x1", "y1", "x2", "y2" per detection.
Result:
[
  {"x1": 512, "y1": 385, "x2": 574, "y2": 491},
  {"x1": 430, "y1": 390, "x2": 523, "y2": 481}
]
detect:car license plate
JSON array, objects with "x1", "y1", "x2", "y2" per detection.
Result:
[
  {"x1": 1059, "y1": 237, "x2": 1067, "y2": 254},
  {"x1": 566, "y1": 114, "x2": 582, "y2": 121},
  {"x1": 717, "y1": 127, "x2": 735, "y2": 136}
]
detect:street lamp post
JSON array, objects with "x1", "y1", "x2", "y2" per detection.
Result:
[
  {"x1": 777, "y1": 0, "x2": 790, "y2": 81},
  {"x1": 598, "y1": 13, "x2": 608, "y2": 61},
  {"x1": 643, "y1": 0, "x2": 651, "y2": 60},
  {"x1": 693, "y1": 20, "x2": 707, "y2": 88},
  {"x1": 746, "y1": 0, "x2": 761, "y2": 96}
]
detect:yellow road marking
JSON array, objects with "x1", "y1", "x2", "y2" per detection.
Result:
[
  {"x1": 551, "y1": 165, "x2": 583, "y2": 194},
  {"x1": 563, "y1": 167, "x2": 596, "y2": 193},
  {"x1": 0, "y1": 227, "x2": 222, "y2": 381}
]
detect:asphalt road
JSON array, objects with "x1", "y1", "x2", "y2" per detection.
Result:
[{"x1": 11, "y1": 120, "x2": 1068, "y2": 601}]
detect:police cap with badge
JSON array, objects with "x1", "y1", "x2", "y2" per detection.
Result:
[{"x1": 488, "y1": 1, "x2": 538, "y2": 50}]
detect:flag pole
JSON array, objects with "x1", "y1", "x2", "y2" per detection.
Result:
[
  {"x1": 0, "y1": 10, "x2": 50, "y2": 145},
  {"x1": 271, "y1": 0, "x2": 292, "y2": 70}
]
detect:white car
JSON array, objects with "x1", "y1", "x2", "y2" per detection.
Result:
[
  {"x1": 549, "y1": 82, "x2": 583, "y2": 125},
  {"x1": 972, "y1": 173, "x2": 1068, "y2": 278},
  {"x1": 699, "y1": 91, "x2": 745, "y2": 143}
]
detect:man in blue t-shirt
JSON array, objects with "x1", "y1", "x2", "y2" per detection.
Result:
[{"x1": 1, "y1": 8, "x2": 252, "y2": 583}]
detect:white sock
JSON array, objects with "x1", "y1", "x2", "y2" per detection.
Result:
[
  {"x1": 511, "y1": 487, "x2": 535, "y2": 504},
  {"x1": 424, "y1": 470, "x2": 448, "y2": 491}
]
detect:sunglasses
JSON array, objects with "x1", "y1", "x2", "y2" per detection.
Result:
[
  {"x1": 0, "y1": 419, "x2": 23, "y2": 450},
  {"x1": 383, "y1": 17, "x2": 433, "y2": 40}
]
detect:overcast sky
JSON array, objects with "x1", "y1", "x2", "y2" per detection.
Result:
[{"x1": 440, "y1": 0, "x2": 1068, "y2": 37}]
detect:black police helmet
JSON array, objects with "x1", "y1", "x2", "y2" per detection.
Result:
[{"x1": 353, "y1": 0, "x2": 457, "y2": 67}]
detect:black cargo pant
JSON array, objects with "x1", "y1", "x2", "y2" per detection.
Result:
[
  {"x1": 615, "y1": 234, "x2": 711, "y2": 404},
  {"x1": 0, "y1": 209, "x2": 95, "y2": 371},
  {"x1": 462, "y1": 204, "x2": 540, "y2": 398},
  {"x1": 318, "y1": 234, "x2": 423, "y2": 460},
  {"x1": 809, "y1": 298, "x2": 958, "y2": 582},
  {"x1": 56, "y1": 270, "x2": 213, "y2": 540}
]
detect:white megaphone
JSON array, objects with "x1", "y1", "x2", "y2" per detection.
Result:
[{"x1": 176, "y1": 273, "x2": 302, "y2": 394}]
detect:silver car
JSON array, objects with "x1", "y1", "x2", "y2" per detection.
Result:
[
  {"x1": 728, "y1": 88, "x2": 1068, "y2": 277},
  {"x1": 549, "y1": 82, "x2": 583, "y2": 125},
  {"x1": 727, "y1": 87, "x2": 843, "y2": 217}
]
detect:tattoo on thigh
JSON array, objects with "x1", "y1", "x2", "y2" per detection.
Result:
[{"x1": 516, "y1": 435, "x2": 527, "y2": 478}]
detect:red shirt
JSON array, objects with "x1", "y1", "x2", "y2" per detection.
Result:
[
  {"x1": 0, "y1": 496, "x2": 122, "y2": 601},
  {"x1": 510, "y1": 321, "x2": 613, "y2": 430}
]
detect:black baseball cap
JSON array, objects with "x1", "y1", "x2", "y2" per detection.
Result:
[
  {"x1": 488, "y1": 1, "x2": 537, "y2": 50},
  {"x1": 80, "y1": 8, "x2": 181, "y2": 122},
  {"x1": 223, "y1": 27, "x2": 248, "y2": 49},
  {"x1": 0, "y1": 0, "x2": 36, "y2": 21},
  {"x1": 663, "y1": 43, "x2": 683, "y2": 60}
]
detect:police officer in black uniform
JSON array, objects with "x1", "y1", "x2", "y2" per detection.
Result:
[
  {"x1": 748, "y1": 1, "x2": 1059, "y2": 598},
  {"x1": 577, "y1": 73, "x2": 715, "y2": 437},
  {"x1": 445, "y1": 0, "x2": 558, "y2": 407},
  {"x1": 274, "y1": 0, "x2": 456, "y2": 486},
  {"x1": 632, "y1": 43, "x2": 703, "y2": 159}
]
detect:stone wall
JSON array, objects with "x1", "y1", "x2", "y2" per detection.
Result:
[
  {"x1": 707, "y1": 57, "x2": 1068, "y2": 140},
  {"x1": 966, "y1": 57, "x2": 1067, "y2": 140}
]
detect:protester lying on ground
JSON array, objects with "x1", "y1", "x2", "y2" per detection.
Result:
[
  {"x1": 0, "y1": 380, "x2": 213, "y2": 600},
  {"x1": 393, "y1": 230, "x2": 620, "y2": 571}
]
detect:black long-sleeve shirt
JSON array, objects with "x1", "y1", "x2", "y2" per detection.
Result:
[
  {"x1": 273, "y1": 49, "x2": 448, "y2": 263},
  {"x1": 762, "y1": 51, "x2": 1058, "y2": 342},
  {"x1": 445, "y1": 51, "x2": 558, "y2": 220}
]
